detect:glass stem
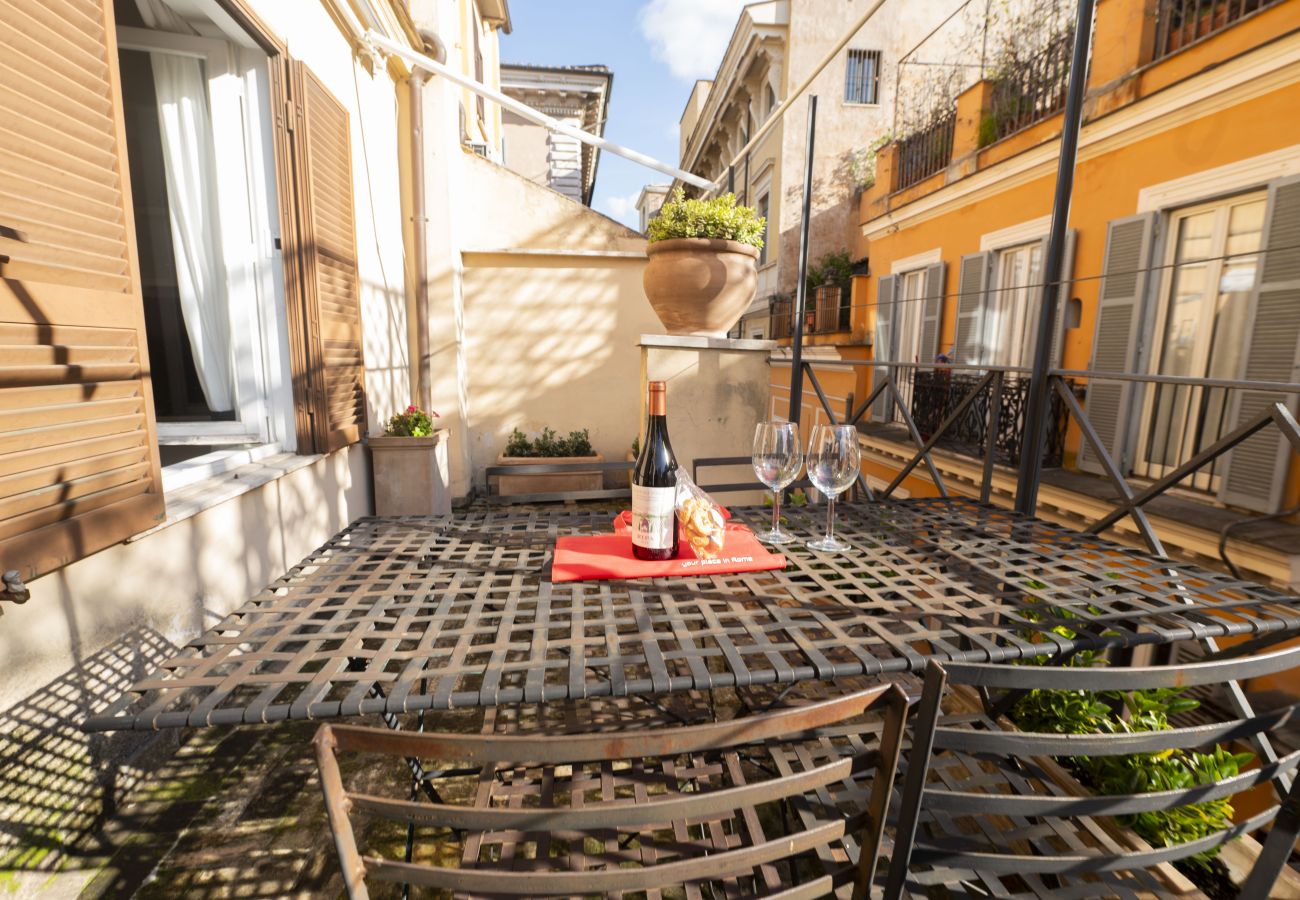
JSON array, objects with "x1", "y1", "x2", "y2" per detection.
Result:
[
  {"x1": 772, "y1": 489, "x2": 782, "y2": 534},
  {"x1": 826, "y1": 496, "x2": 836, "y2": 542}
]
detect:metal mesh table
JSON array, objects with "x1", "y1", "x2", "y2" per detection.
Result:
[{"x1": 84, "y1": 498, "x2": 1300, "y2": 732}]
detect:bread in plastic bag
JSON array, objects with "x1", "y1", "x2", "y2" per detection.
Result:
[{"x1": 674, "y1": 469, "x2": 727, "y2": 559}]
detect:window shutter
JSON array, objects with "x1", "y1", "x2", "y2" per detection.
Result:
[
  {"x1": 1077, "y1": 214, "x2": 1156, "y2": 475},
  {"x1": 1217, "y1": 176, "x2": 1300, "y2": 513},
  {"x1": 283, "y1": 60, "x2": 367, "y2": 453},
  {"x1": 919, "y1": 261, "x2": 947, "y2": 362},
  {"x1": 873, "y1": 274, "x2": 897, "y2": 422},
  {"x1": 1045, "y1": 229, "x2": 1077, "y2": 368},
  {"x1": 954, "y1": 252, "x2": 991, "y2": 366},
  {"x1": 0, "y1": 0, "x2": 165, "y2": 579}
]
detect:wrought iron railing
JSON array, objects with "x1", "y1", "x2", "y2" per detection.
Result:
[
  {"x1": 792, "y1": 358, "x2": 1300, "y2": 561},
  {"x1": 895, "y1": 112, "x2": 956, "y2": 191},
  {"x1": 769, "y1": 295, "x2": 793, "y2": 340},
  {"x1": 808, "y1": 284, "x2": 850, "y2": 334},
  {"x1": 909, "y1": 369, "x2": 1074, "y2": 467},
  {"x1": 1153, "y1": 0, "x2": 1279, "y2": 61},
  {"x1": 984, "y1": 27, "x2": 1074, "y2": 144}
]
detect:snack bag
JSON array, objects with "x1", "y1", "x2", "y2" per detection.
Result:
[{"x1": 674, "y1": 470, "x2": 727, "y2": 559}]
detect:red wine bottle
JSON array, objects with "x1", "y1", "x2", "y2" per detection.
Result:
[{"x1": 632, "y1": 381, "x2": 679, "y2": 560}]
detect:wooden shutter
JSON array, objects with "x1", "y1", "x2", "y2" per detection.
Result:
[
  {"x1": 1077, "y1": 214, "x2": 1156, "y2": 475},
  {"x1": 278, "y1": 60, "x2": 367, "y2": 453},
  {"x1": 0, "y1": 0, "x2": 165, "y2": 579},
  {"x1": 1218, "y1": 177, "x2": 1300, "y2": 513},
  {"x1": 1043, "y1": 229, "x2": 1077, "y2": 368},
  {"x1": 873, "y1": 274, "x2": 897, "y2": 422},
  {"x1": 919, "y1": 261, "x2": 947, "y2": 362},
  {"x1": 954, "y1": 252, "x2": 991, "y2": 366}
]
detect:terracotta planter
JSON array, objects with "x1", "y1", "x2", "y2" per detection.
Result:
[
  {"x1": 643, "y1": 238, "x2": 759, "y2": 337},
  {"x1": 492, "y1": 454, "x2": 605, "y2": 497},
  {"x1": 369, "y1": 431, "x2": 451, "y2": 516}
]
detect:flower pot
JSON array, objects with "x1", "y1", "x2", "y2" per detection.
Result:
[
  {"x1": 369, "y1": 431, "x2": 451, "y2": 516},
  {"x1": 492, "y1": 454, "x2": 605, "y2": 497},
  {"x1": 643, "y1": 238, "x2": 759, "y2": 337}
]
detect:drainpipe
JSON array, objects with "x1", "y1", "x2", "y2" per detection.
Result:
[{"x1": 409, "y1": 28, "x2": 446, "y2": 411}]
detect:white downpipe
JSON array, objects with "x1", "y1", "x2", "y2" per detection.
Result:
[{"x1": 364, "y1": 31, "x2": 716, "y2": 191}]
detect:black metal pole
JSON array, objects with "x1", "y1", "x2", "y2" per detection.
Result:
[
  {"x1": 1014, "y1": 0, "x2": 1095, "y2": 516},
  {"x1": 727, "y1": 164, "x2": 735, "y2": 195},
  {"x1": 787, "y1": 96, "x2": 817, "y2": 433}
]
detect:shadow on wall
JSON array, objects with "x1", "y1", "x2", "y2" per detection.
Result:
[
  {"x1": 0, "y1": 629, "x2": 180, "y2": 881},
  {"x1": 460, "y1": 254, "x2": 657, "y2": 486}
]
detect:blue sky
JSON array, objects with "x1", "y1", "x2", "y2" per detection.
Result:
[{"x1": 500, "y1": 0, "x2": 752, "y2": 229}]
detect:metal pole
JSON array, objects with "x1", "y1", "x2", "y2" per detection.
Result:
[
  {"x1": 727, "y1": 164, "x2": 735, "y2": 195},
  {"x1": 1014, "y1": 0, "x2": 1096, "y2": 516},
  {"x1": 787, "y1": 96, "x2": 817, "y2": 432}
]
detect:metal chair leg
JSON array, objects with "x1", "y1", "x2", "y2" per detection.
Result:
[
  {"x1": 882, "y1": 661, "x2": 947, "y2": 900},
  {"x1": 1240, "y1": 775, "x2": 1300, "y2": 898}
]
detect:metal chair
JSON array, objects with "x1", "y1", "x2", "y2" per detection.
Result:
[
  {"x1": 885, "y1": 646, "x2": 1300, "y2": 898},
  {"x1": 315, "y1": 683, "x2": 910, "y2": 899}
]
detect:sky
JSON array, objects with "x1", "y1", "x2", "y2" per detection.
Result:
[{"x1": 500, "y1": 0, "x2": 753, "y2": 230}]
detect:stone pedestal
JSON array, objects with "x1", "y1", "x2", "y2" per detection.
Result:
[{"x1": 638, "y1": 335, "x2": 775, "y2": 506}]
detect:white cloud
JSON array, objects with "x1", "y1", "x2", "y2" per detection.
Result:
[
  {"x1": 601, "y1": 190, "x2": 643, "y2": 228},
  {"x1": 638, "y1": 0, "x2": 752, "y2": 82}
]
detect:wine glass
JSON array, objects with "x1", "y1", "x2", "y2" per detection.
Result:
[
  {"x1": 805, "y1": 424, "x2": 861, "y2": 553},
  {"x1": 752, "y1": 422, "x2": 803, "y2": 544}
]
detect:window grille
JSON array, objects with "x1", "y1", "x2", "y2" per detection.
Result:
[{"x1": 845, "y1": 49, "x2": 881, "y2": 104}]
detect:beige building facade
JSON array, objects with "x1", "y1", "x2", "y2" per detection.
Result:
[
  {"x1": 676, "y1": 0, "x2": 961, "y2": 340},
  {"x1": 500, "y1": 63, "x2": 612, "y2": 204}
]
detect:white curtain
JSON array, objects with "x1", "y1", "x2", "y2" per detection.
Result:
[{"x1": 136, "y1": 0, "x2": 234, "y2": 412}]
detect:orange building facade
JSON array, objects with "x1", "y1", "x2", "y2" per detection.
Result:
[{"x1": 772, "y1": 0, "x2": 1300, "y2": 581}]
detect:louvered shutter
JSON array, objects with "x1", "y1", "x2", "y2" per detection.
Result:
[
  {"x1": 919, "y1": 261, "x2": 947, "y2": 362},
  {"x1": 287, "y1": 61, "x2": 366, "y2": 453},
  {"x1": 1040, "y1": 229, "x2": 1077, "y2": 368},
  {"x1": 954, "y1": 252, "x2": 991, "y2": 366},
  {"x1": 1077, "y1": 214, "x2": 1156, "y2": 475},
  {"x1": 0, "y1": 0, "x2": 165, "y2": 579},
  {"x1": 873, "y1": 274, "x2": 897, "y2": 422},
  {"x1": 1217, "y1": 177, "x2": 1300, "y2": 513}
]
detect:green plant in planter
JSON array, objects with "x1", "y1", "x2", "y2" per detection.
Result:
[
  {"x1": 1010, "y1": 603, "x2": 1254, "y2": 873},
  {"x1": 505, "y1": 427, "x2": 594, "y2": 458},
  {"x1": 647, "y1": 189, "x2": 765, "y2": 248},
  {"x1": 385, "y1": 405, "x2": 437, "y2": 437}
]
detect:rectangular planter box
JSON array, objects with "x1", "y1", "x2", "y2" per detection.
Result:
[
  {"x1": 492, "y1": 453, "x2": 604, "y2": 497},
  {"x1": 369, "y1": 431, "x2": 451, "y2": 516}
]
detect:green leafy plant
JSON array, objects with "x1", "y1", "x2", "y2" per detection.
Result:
[
  {"x1": 504, "y1": 427, "x2": 595, "y2": 458},
  {"x1": 806, "y1": 251, "x2": 854, "y2": 290},
  {"x1": 631, "y1": 435, "x2": 640, "y2": 458},
  {"x1": 384, "y1": 404, "x2": 437, "y2": 437},
  {"x1": 1009, "y1": 606, "x2": 1253, "y2": 872},
  {"x1": 647, "y1": 189, "x2": 765, "y2": 248}
]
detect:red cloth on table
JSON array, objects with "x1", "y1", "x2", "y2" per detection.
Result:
[{"x1": 552, "y1": 512, "x2": 784, "y2": 583}]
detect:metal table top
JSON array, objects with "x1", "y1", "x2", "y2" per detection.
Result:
[{"x1": 84, "y1": 498, "x2": 1300, "y2": 732}]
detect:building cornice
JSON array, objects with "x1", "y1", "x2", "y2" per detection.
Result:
[{"x1": 862, "y1": 31, "x2": 1300, "y2": 241}]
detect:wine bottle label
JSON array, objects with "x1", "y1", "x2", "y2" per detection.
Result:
[{"x1": 631, "y1": 485, "x2": 676, "y2": 550}]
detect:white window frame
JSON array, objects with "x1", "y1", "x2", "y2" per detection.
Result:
[
  {"x1": 116, "y1": 26, "x2": 294, "y2": 476},
  {"x1": 986, "y1": 240, "x2": 1044, "y2": 368},
  {"x1": 1134, "y1": 189, "x2": 1268, "y2": 489}
]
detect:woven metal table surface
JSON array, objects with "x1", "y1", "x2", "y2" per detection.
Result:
[{"x1": 84, "y1": 497, "x2": 1300, "y2": 732}]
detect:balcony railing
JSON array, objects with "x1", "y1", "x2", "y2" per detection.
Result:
[
  {"x1": 768, "y1": 288, "x2": 849, "y2": 339},
  {"x1": 909, "y1": 369, "x2": 1074, "y2": 467},
  {"x1": 895, "y1": 112, "x2": 956, "y2": 191},
  {"x1": 1153, "y1": 0, "x2": 1280, "y2": 61},
  {"x1": 985, "y1": 27, "x2": 1074, "y2": 144},
  {"x1": 791, "y1": 358, "x2": 1300, "y2": 560}
]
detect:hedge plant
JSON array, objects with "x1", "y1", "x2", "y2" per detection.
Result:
[{"x1": 504, "y1": 427, "x2": 594, "y2": 458}]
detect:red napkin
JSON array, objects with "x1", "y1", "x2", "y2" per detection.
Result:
[{"x1": 552, "y1": 521, "x2": 785, "y2": 583}]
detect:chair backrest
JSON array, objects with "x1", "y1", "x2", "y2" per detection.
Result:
[
  {"x1": 885, "y1": 647, "x2": 1300, "y2": 898},
  {"x1": 692, "y1": 455, "x2": 813, "y2": 496},
  {"x1": 315, "y1": 683, "x2": 909, "y2": 899}
]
